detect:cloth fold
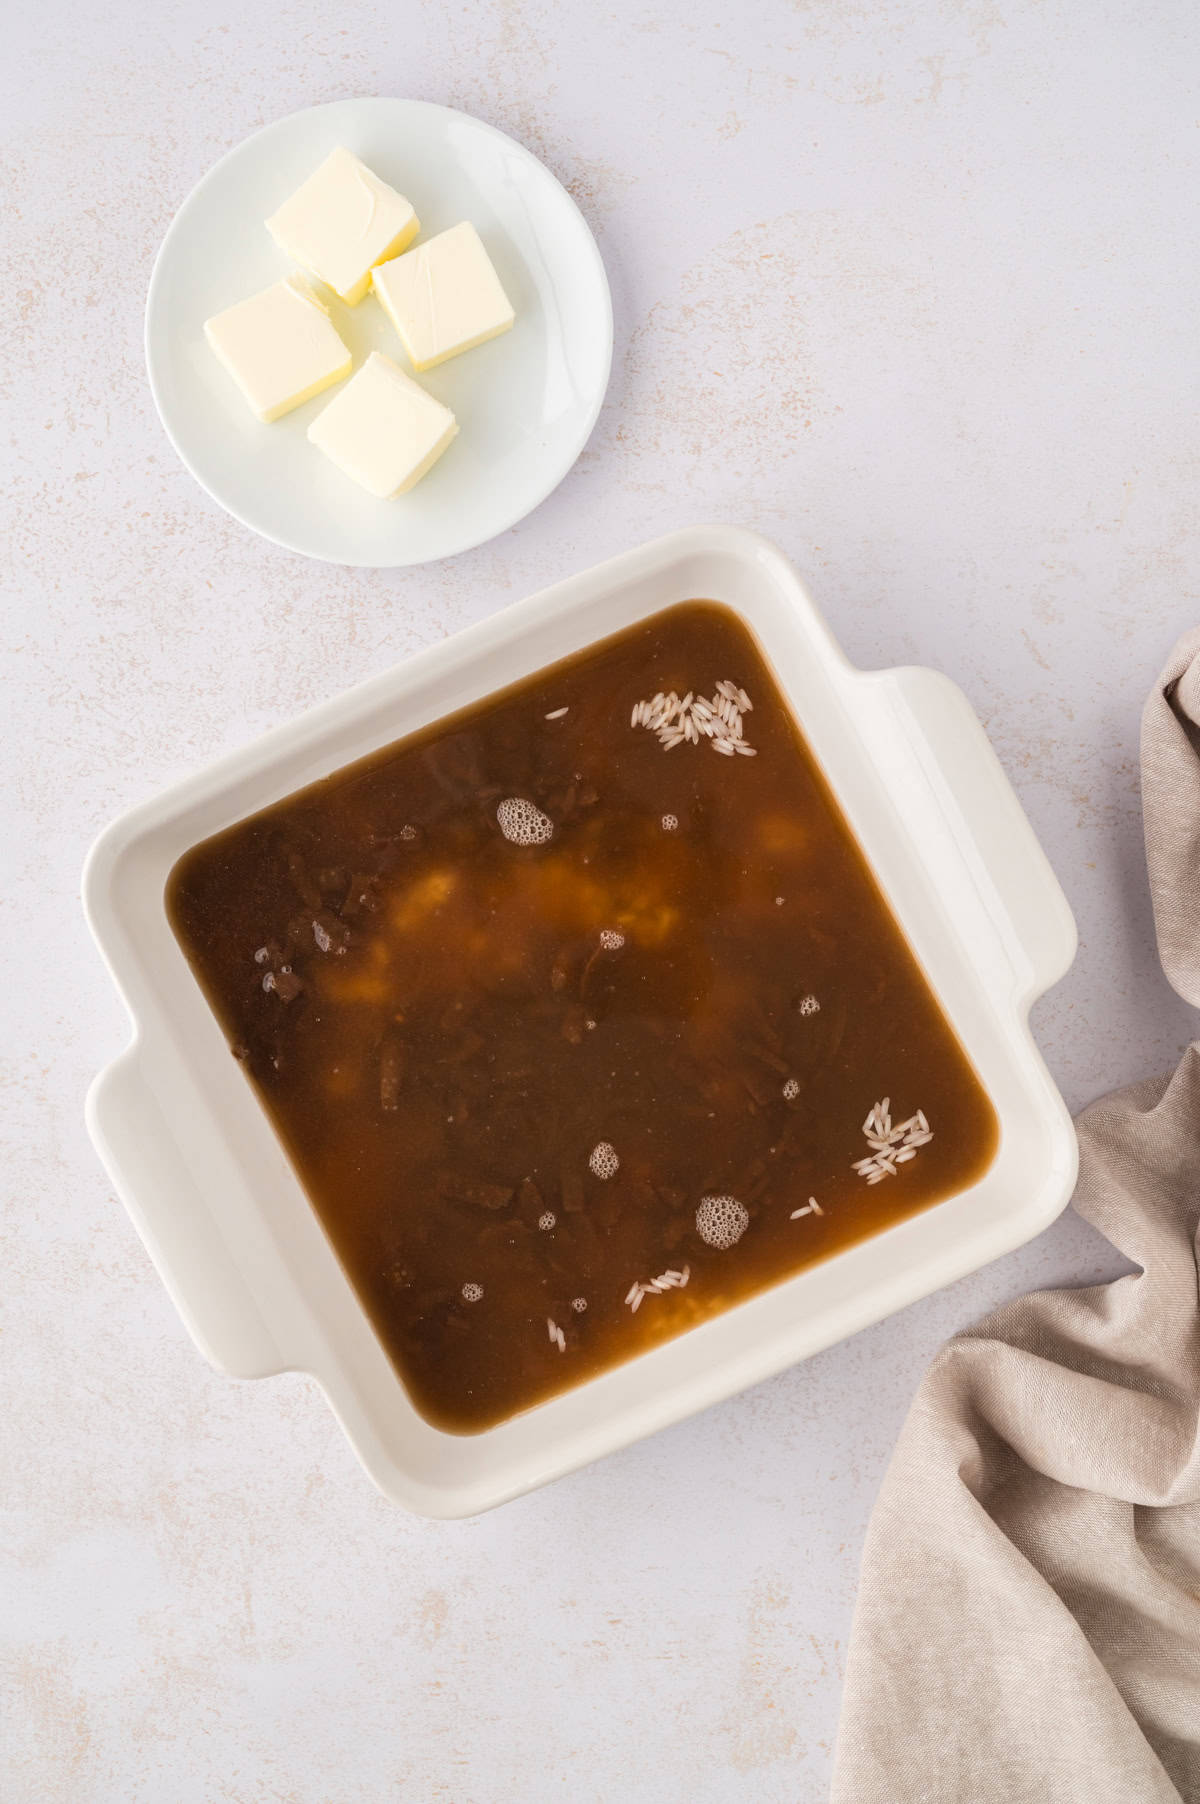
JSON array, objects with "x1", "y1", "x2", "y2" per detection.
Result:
[{"x1": 831, "y1": 632, "x2": 1200, "y2": 1804}]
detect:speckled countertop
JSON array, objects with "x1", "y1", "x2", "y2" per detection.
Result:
[{"x1": 5, "y1": 2, "x2": 1199, "y2": 1799}]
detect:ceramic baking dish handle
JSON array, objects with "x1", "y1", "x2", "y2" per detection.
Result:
[
  {"x1": 86, "y1": 1047, "x2": 285, "y2": 1379},
  {"x1": 886, "y1": 666, "x2": 1077, "y2": 1000}
]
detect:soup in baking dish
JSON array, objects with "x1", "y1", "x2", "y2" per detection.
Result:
[{"x1": 167, "y1": 602, "x2": 997, "y2": 1431}]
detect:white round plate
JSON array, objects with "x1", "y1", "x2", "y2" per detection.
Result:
[{"x1": 146, "y1": 98, "x2": 613, "y2": 566}]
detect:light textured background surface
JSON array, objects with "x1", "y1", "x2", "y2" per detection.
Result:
[{"x1": 4, "y1": 3, "x2": 1199, "y2": 1800}]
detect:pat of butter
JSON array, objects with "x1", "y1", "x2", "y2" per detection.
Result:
[
  {"x1": 307, "y1": 352, "x2": 458, "y2": 497},
  {"x1": 203, "y1": 275, "x2": 352, "y2": 422},
  {"x1": 266, "y1": 148, "x2": 420, "y2": 306},
  {"x1": 372, "y1": 221, "x2": 515, "y2": 371}
]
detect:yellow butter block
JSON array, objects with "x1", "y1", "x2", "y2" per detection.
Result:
[
  {"x1": 203, "y1": 275, "x2": 352, "y2": 422},
  {"x1": 267, "y1": 147, "x2": 419, "y2": 306},
  {"x1": 373, "y1": 221, "x2": 515, "y2": 371},
  {"x1": 307, "y1": 352, "x2": 458, "y2": 498}
]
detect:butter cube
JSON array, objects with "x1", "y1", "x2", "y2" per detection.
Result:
[
  {"x1": 266, "y1": 148, "x2": 420, "y2": 306},
  {"x1": 307, "y1": 352, "x2": 458, "y2": 497},
  {"x1": 372, "y1": 222, "x2": 515, "y2": 371},
  {"x1": 203, "y1": 275, "x2": 352, "y2": 422}
]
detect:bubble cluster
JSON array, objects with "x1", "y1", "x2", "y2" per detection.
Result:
[
  {"x1": 496, "y1": 797, "x2": 554, "y2": 846},
  {"x1": 783, "y1": 1078, "x2": 800, "y2": 1100},
  {"x1": 589, "y1": 1141, "x2": 619, "y2": 1180},
  {"x1": 599, "y1": 929, "x2": 625, "y2": 950},
  {"x1": 461, "y1": 1281, "x2": 483, "y2": 1303},
  {"x1": 798, "y1": 995, "x2": 820, "y2": 1016},
  {"x1": 695, "y1": 1193, "x2": 749, "y2": 1250},
  {"x1": 661, "y1": 814, "x2": 679, "y2": 832},
  {"x1": 399, "y1": 824, "x2": 418, "y2": 842},
  {"x1": 538, "y1": 1211, "x2": 557, "y2": 1231},
  {"x1": 571, "y1": 1296, "x2": 588, "y2": 1313}
]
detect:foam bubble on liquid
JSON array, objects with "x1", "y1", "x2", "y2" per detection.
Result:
[
  {"x1": 695, "y1": 1193, "x2": 749, "y2": 1250},
  {"x1": 461, "y1": 1282, "x2": 483, "y2": 1303},
  {"x1": 798, "y1": 995, "x2": 820, "y2": 1016},
  {"x1": 538, "y1": 1211, "x2": 557, "y2": 1231},
  {"x1": 599, "y1": 929, "x2": 625, "y2": 950},
  {"x1": 661, "y1": 814, "x2": 679, "y2": 832},
  {"x1": 589, "y1": 1141, "x2": 619, "y2": 1180},
  {"x1": 571, "y1": 1297, "x2": 588, "y2": 1313},
  {"x1": 783, "y1": 1077, "x2": 800, "y2": 1100},
  {"x1": 496, "y1": 797, "x2": 553, "y2": 846}
]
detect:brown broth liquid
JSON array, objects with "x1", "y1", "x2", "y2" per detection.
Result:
[{"x1": 168, "y1": 603, "x2": 997, "y2": 1431}]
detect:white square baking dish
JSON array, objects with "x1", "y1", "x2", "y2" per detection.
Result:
[{"x1": 84, "y1": 526, "x2": 1077, "y2": 1516}]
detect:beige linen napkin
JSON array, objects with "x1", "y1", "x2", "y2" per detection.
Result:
[{"x1": 831, "y1": 631, "x2": 1200, "y2": 1804}]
